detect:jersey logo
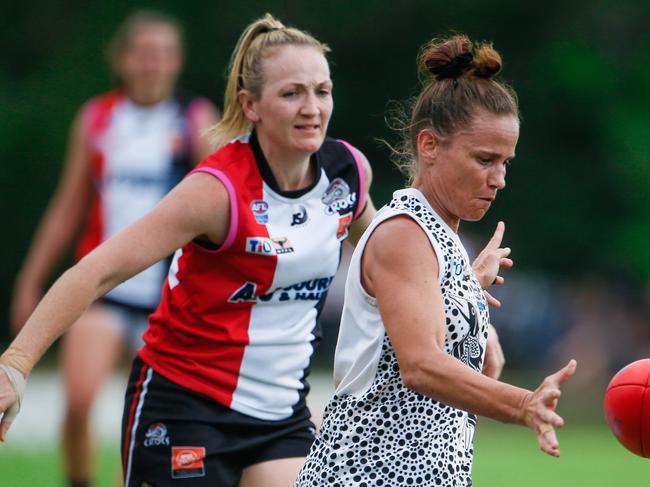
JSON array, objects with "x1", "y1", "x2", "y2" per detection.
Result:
[
  {"x1": 245, "y1": 237, "x2": 295, "y2": 255},
  {"x1": 144, "y1": 422, "x2": 170, "y2": 447},
  {"x1": 336, "y1": 212, "x2": 353, "y2": 240},
  {"x1": 250, "y1": 200, "x2": 269, "y2": 224},
  {"x1": 271, "y1": 237, "x2": 294, "y2": 254},
  {"x1": 291, "y1": 205, "x2": 308, "y2": 226},
  {"x1": 322, "y1": 178, "x2": 357, "y2": 215},
  {"x1": 246, "y1": 237, "x2": 275, "y2": 255},
  {"x1": 228, "y1": 282, "x2": 258, "y2": 302},
  {"x1": 452, "y1": 259, "x2": 464, "y2": 277},
  {"x1": 171, "y1": 447, "x2": 206, "y2": 479}
]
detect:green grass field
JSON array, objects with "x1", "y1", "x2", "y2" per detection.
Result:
[{"x1": 0, "y1": 423, "x2": 646, "y2": 486}]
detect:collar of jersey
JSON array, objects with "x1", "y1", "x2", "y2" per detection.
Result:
[
  {"x1": 394, "y1": 187, "x2": 470, "y2": 263},
  {"x1": 249, "y1": 130, "x2": 323, "y2": 199}
]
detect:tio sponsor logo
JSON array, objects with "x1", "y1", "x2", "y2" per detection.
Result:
[
  {"x1": 246, "y1": 237, "x2": 275, "y2": 255},
  {"x1": 144, "y1": 422, "x2": 170, "y2": 447},
  {"x1": 245, "y1": 237, "x2": 295, "y2": 256}
]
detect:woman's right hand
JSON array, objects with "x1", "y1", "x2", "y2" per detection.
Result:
[{"x1": 520, "y1": 359, "x2": 577, "y2": 457}]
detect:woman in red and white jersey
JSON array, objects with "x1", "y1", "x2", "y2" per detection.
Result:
[
  {"x1": 9, "y1": 10, "x2": 218, "y2": 487},
  {"x1": 0, "y1": 13, "x2": 508, "y2": 487}
]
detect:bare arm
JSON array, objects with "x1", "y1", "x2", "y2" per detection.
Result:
[
  {"x1": 347, "y1": 149, "x2": 377, "y2": 246},
  {"x1": 362, "y1": 216, "x2": 576, "y2": 456},
  {"x1": 11, "y1": 110, "x2": 93, "y2": 333},
  {"x1": 7, "y1": 172, "x2": 229, "y2": 374}
]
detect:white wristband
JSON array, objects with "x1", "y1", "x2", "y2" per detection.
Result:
[{"x1": 0, "y1": 363, "x2": 26, "y2": 427}]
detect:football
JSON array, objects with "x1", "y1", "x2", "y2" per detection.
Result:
[{"x1": 603, "y1": 359, "x2": 650, "y2": 457}]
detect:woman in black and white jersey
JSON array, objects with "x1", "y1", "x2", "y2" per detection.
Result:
[{"x1": 296, "y1": 35, "x2": 577, "y2": 487}]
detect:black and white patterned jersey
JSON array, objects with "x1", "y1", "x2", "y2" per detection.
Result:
[{"x1": 296, "y1": 188, "x2": 490, "y2": 487}]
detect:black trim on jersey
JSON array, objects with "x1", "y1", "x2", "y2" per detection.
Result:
[
  {"x1": 249, "y1": 130, "x2": 322, "y2": 199},
  {"x1": 249, "y1": 130, "x2": 362, "y2": 215},
  {"x1": 318, "y1": 138, "x2": 363, "y2": 218}
]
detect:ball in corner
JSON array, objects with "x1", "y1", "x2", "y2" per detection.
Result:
[{"x1": 604, "y1": 358, "x2": 650, "y2": 458}]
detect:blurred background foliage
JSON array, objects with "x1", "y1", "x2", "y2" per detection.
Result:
[{"x1": 1, "y1": 0, "x2": 649, "y2": 357}]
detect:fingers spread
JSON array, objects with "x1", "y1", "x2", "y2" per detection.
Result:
[
  {"x1": 499, "y1": 257, "x2": 514, "y2": 268},
  {"x1": 484, "y1": 291, "x2": 501, "y2": 308},
  {"x1": 487, "y1": 221, "x2": 505, "y2": 249},
  {"x1": 548, "y1": 359, "x2": 578, "y2": 387},
  {"x1": 0, "y1": 418, "x2": 11, "y2": 442}
]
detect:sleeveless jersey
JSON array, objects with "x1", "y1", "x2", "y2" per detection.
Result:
[
  {"x1": 296, "y1": 188, "x2": 489, "y2": 487},
  {"x1": 77, "y1": 90, "x2": 211, "y2": 310},
  {"x1": 139, "y1": 131, "x2": 367, "y2": 420}
]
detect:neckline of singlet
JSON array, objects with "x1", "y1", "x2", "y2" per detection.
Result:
[
  {"x1": 249, "y1": 130, "x2": 323, "y2": 199},
  {"x1": 393, "y1": 187, "x2": 471, "y2": 264}
]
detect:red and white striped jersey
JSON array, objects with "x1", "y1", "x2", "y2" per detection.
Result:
[
  {"x1": 77, "y1": 90, "x2": 211, "y2": 309},
  {"x1": 139, "y1": 131, "x2": 366, "y2": 420}
]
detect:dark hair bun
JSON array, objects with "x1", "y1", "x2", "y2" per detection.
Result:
[{"x1": 419, "y1": 35, "x2": 503, "y2": 81}]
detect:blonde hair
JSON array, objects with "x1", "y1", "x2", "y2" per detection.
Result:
[{"x1": 205, "y1": 13, "x2": 330, "y2": 149}]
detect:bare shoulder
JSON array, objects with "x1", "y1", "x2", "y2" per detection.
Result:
[
  {"x1": 153, "y1": 171, "x2": 231, "y2": 244},
  {"x1": 174, "y1": 172, "x2": 230, "y2": 209},
  {"x1": 362, "y1": 214, "x2": 440, "y2": 299}
]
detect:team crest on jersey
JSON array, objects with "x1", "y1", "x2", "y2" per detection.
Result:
[
  {"x1": 250, "y1": 200, "x2": 269, "y2": 224},
  {"x1": 336, "y1": 212, "x2": 353, "y2": 240},
  {"x1": 171, "y1": 447, "x2": 206, "y2": 479},
  {"x1": 144, "y1": 422, "x2": 170, "y2": 447},
  {"x1": 245, "y1": 237, "x2": 295, "y2": 255},
  {"x1": 291, "y1": 205, "x2": 309, "y2": 226},
  {"x1": 322, "y1": 178, "x2": 357, "y2": 215}
]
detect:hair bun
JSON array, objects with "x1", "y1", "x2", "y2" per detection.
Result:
[
  {"x1": 418, "y1": 35, "x2": 503, "y2": 83},
  {"x1": 427, "y1": 52, "x2": 474, "y2": 80}
]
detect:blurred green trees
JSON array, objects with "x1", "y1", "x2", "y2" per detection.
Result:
[{"x1": 2, "y1": 0, "x2": 649, "y2": 343}]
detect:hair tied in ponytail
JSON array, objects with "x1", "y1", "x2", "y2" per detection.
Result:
[{"x1": 429, "y1": 52, "x2": 474, "y2": 80}]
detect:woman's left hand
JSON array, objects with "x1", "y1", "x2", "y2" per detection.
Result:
[
  {"x1": 482, "y1": 323, "x2": 505, "y2": 379},
  {"x1": 472, "y1": 221, "x2": 513, "y2": 307}
]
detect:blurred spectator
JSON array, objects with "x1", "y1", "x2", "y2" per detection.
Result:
[{"x1": 9, "y1": 11, "x2": 219, "y2": 487}]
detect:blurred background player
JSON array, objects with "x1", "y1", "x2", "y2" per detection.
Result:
[{"x1": 9, "y1": 10, "x2": 219, "y2": 487}]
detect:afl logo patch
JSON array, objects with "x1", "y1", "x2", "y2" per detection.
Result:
[{"x1": 250, "y1": 200, "x2": 269, "y2": 224}]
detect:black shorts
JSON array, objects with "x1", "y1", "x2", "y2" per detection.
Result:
[{"x1": 121, "y1": 356, "x2": 316, "y2": 487}]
